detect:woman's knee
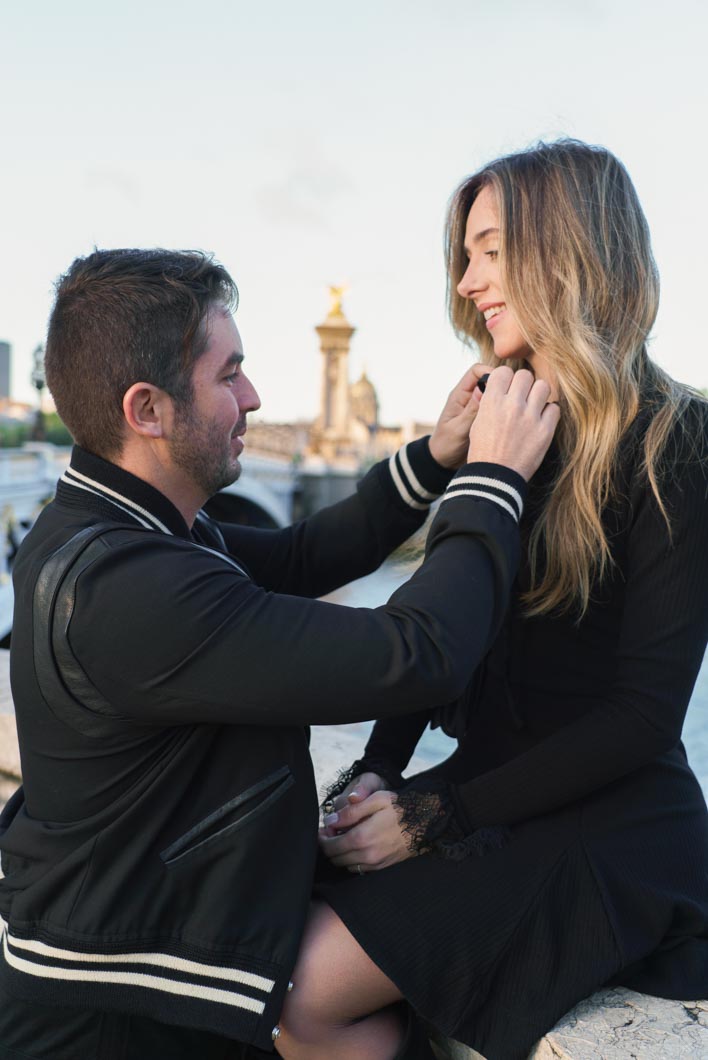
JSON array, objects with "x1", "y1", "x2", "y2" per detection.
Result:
[
  {"x1": 279, "y1": 903, "x2": 352, "y2": 1036},
  {"x1": 278, "y1": 901, "x2": 402, "y2": 1040}
]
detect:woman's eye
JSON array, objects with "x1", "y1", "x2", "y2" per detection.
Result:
[{"x1": 486, "y1": 250, "x2": 499, "y2": 261}]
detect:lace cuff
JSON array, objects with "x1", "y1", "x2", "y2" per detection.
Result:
[
  {"x1": 320, "y1": 757, "x2": 405, "y2": 810},
  {"x1": 395, "y1": 779, "x2": 508, "y2": 861}
]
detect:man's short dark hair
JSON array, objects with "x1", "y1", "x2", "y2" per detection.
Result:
[{"x1": 45, "y1": 248, "x2": 238, "y2": 458}]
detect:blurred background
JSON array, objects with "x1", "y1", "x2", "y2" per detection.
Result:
[
  {"x1": 1, "y1": 0, "x2": 706, "y2": 425},
  {"x1": 0, "y1": 0, "x2": 706, "y2": 790}
]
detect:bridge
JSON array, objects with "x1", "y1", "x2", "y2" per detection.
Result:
[{"x1": 0, "y1": 444, "x2": 304, "y2": 638}]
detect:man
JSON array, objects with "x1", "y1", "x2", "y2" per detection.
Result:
[{"x1": 0, "y1": 249, "x2": 557, "y2": 1058}]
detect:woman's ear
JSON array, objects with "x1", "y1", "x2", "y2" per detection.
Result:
[{"x1": 122, "y1": 382, "x2": 172, "y2": 440}]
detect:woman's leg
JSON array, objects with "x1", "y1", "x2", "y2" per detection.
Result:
[{"x1": 275, "y1": 901, "x2": 405, "y2": 1060}]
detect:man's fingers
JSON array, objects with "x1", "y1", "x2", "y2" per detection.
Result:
[
  {"x1": 481, "y1": 365, "x2": 514, "y2": 395},
  {"x1": 506, "y1": 367, "x2": 535, "y2": 401},
  {"x1": 457, "y1": 364, "x2": 491, "y2": 393},
  {"x1": 455, "y1": 391, "x2": 480, "y2": 425},
  {"x1": 541, "y1": 400, "x2": 561, "y2": 430},
  {"x1": 526, "y1": 377, "x2": 552, "y2": 413},
  {"x1": 467, "y1": 365, "x2": 560, "y2": 479}
]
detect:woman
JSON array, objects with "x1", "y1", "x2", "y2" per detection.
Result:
[{"x1": 276, "y1": 140, "x2": 708, "y2": 1060}]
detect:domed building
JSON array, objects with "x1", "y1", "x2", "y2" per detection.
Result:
[
  {"x1": 246, "y1": 287, "x2": 433, "y2": 474},
  {"x1": 349, "y1": 369, "x2": 379, "y2": 433}
]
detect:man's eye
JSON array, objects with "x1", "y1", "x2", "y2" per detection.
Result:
[{"x1": 225, "y1": 371, "x2": 239, "y2": 383}]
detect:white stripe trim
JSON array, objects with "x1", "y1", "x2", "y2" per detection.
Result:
[
  {"x1": 6, "y1": 932, "x2": 274, "y2": 992},
  {"x1": 440, "y1": 489, "x2": 519, "y2": 522},
  {"x1": 398, "y1": 445, "x2": 437, "y2": 501},
  {"x1": 388, "y1": 454, "x2": 428, "y2": 511},
  {"x1": 450, "y1": 476, "x2": 523, "y2": 516},
  {"x1": 65, "y1": 468, "x2": 173, "y2": 534},
  {"x1": 3, "y1": 934, "x2": 265, "y2": 1014},
  {"x1": 62, "y1": 473, "x2": 250, "y2": 577},
  {"x1": 60, "y1": 474, "x2": 153, "y2": 530}
]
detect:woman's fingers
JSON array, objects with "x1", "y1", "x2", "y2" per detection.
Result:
[
  {"x1": 329, "y1": 771, "x2": 386, "y2": 813},
  {"x1": 323, "y1": 791, "x2": 389, "y2": 833},
  {"x1": 319, "y1": 820, "x2": 370, "y2": 861},
  {"x1": 319, "y1": 793, "x2": 411, "y2": 871}
]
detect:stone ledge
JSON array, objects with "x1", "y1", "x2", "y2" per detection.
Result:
[{"x1": 429, "y1": 989, "x2": 708, "y2": 1059}]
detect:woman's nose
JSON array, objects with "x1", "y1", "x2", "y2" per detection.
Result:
[{"x1": 457, "y1": 261, "x2": 484, "y2": 299}]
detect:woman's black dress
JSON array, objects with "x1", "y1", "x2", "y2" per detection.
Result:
[{"x1": 317, "y1": 411, "x2": 708, "y2": 1060}]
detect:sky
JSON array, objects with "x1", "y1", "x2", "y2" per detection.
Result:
[{"x1": 0, "y1": 0, "x2": 706, "y2": 426}]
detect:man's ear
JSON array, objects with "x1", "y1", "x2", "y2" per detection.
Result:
[{"x1": 122, "y1": 382, "x2": 172, "y2": 440}]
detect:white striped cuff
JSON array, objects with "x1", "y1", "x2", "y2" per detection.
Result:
[
  {"x1": 440, "y1": 474, "x2": 524, "y2": 523},
  {"x1": 388, "y1": 443, "x2": 440, "y2": 511}
]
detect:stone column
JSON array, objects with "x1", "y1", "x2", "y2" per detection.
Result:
[{"x1": 313, "y1": 288, "x2": 356, "y2": 462}]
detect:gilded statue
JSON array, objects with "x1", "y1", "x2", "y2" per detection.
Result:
[{"x1": 328, "y1": 285, "x2": 347, "y2": 317}]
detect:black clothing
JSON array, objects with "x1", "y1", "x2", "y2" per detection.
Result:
[
  {"x1": 0, "y1": 980, "x2": 242, "y2": 1060},
  {"x1": 0, "y1": 440, "x2": 526, "y2": 1053},
  {"x1": 318, "y1": 409, "x2": 708, "y2": 1060}
]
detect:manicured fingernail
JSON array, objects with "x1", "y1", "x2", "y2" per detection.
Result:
[
  {"x1": 347, "y1": 791, "x2": 359, "y2": 800},
  {"x1": 324, "y1": 812, "x2": 339, "y2": 826}
]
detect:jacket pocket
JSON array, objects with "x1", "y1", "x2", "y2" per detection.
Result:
[{"x1": 160, "y1": 764, "x2": 294, "y2": 867}]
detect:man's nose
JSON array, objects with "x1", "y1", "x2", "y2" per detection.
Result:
[{"x1": 240, "y1": 373, "x2": 261, "y2": 414}]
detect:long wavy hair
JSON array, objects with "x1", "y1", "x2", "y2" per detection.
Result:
[{"x1": 445, "y1": 139, "x2": 702, "y2": 618}]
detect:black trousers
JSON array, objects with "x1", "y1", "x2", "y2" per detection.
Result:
[{"x1": 0, "y1": 984, "x2": 269, "y2": 1060}]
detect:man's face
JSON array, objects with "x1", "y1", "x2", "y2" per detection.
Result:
[{"x1": 169, "y1": 307, "x2": 261, "y2": 499}]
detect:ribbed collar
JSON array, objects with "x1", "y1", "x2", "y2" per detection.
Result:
[{"x1": 56, "y1": 446, "x2": 192, "y2": 539}]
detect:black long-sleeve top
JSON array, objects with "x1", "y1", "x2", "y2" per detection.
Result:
[{"x1": 361, "y1": 406, "x2": 708, "y2": 834}]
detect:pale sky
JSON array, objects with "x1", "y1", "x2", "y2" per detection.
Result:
[{"x1": 1, "y1": 0, "x2": 705, "y2": 425}]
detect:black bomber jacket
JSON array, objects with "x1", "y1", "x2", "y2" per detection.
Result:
[{"x1": 0, "y1": 440, "x2": 525, "y2": 1050}]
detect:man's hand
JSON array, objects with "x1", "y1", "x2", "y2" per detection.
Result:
[
  {"x1": 319, "y1": 790, "x2": 412, "y2": 872},
  {"x1": 429, "y1": 365, "x2": 489, "y2": 469},
  {"x1": 467, "y1": 366, "x2": 560, "y2": 480}
]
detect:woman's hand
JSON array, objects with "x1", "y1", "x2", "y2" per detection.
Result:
[
  {"x1": 429, "y1": 364, "x2": 489, "y2": 469},
  {"x1": 318, "y1": 790, "x2": 413, "y2": 872},
  {"x1": 322, "y1": 772, "x2": 388, "y2": 820}
]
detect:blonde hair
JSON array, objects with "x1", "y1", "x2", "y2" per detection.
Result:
[{"x1": 446, "y1": 139, "x2": 703, "y2": 618}]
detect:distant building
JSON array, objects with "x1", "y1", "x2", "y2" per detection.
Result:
[
  {"x1": 0, "y1": 343, "x2": 10, "y2": 401},
  {"x1": 0, "y1": 398, "x2": 33, "y2": 422},
  {"x1": 246, "y1": 290, "x2": 434, "y2": 472}
]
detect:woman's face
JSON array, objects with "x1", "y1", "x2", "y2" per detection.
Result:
[{"x1": 457, "y1": 185, "x2": 532, "y2": 362}]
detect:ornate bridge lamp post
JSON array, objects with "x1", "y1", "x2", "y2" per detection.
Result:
[{"x1": 30, "y1": 344, "x2": 46, "y2": 442}]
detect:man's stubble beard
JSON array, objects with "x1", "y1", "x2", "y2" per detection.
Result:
[{"x1": 170, "y1": 400, "x2": 244, "y2": 501}]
